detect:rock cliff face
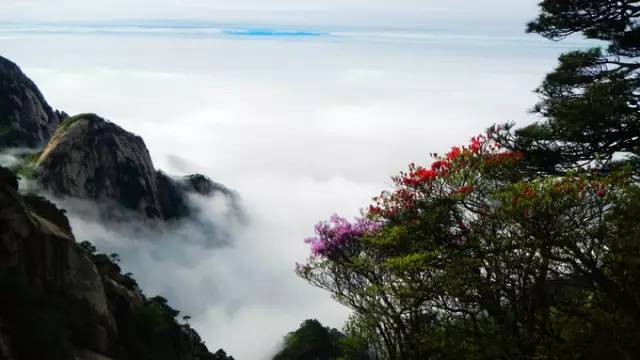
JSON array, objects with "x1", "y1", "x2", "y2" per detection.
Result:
[
  {"x1": 0, "y1": 55, "x2": 66, "y2": 148},
  {"x1": 31, "y1": 113, "x2": 228, "y2": 220},
  {"x1": 35, "y1": 114, "x2": 166, "y2": 219},
  {"x1": 0, "y1": 166, "x2": 232, "y2": 360}
]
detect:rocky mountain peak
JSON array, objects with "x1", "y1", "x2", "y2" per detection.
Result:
[
  {"x1": 0, "y1": 55, "x2": 66, "y2": 148},
  {"x1": 31, "y1": 113, "x2": 228, "y2": 220},
  {"x1": 35, "y1": 113, "x2": 166, "y2": 219}
]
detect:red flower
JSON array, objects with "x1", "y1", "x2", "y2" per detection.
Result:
[
  {"x1": 470, "y1": 137, "x2": 482, "y2": 152},
  {"x1": 457, "y1": 185, "x2": 473, "y2": 194},
  {"x1": 416, "y1": 168, "x2": 437, "y2": 181},
  {"x1": 431, "y1": 160, "x2": 450, "y2": 171},
  {"x1": 596, "y1": 188, "x2": 606, "y2": 198},
  {"x1": 402, "y1": 176, "x2": 418, "y2": 186},
  {"x1": 447, "y1": 146, "x2": 462, "y2": 160}
]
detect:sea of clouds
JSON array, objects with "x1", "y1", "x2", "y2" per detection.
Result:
[{"x1": 0, "y1": 24, "x2": 584, "y2": 359}]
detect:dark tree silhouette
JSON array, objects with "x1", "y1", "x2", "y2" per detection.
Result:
[{"x1": 501, "y1": 0, "x2": 640, "y2": 172}]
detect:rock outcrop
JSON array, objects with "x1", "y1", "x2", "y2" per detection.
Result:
[
  {"x1": 0, "y1": 166, "x2": 116, "y2": 359},
  {"x1": 35, "y1": 114, "x2": 166, "y2": 219},
  {"x1": 30, "y1": 113, "x2": 228, "y2": 220},
  {"x1": 0, "y1": 55, "x2": 66, "y2": 148},
  {"x1": 0, "y1": 166, "x2": 233, "y2": 360}
]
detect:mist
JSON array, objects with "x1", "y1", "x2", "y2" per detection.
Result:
[{"x1": 0, "y1": 23, "x2": 586, "y2": 359}]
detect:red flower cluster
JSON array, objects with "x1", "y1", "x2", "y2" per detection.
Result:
[
  {"x1": 402, "y1": 167, "x2": 437, "y2": 186},
  {"x1": 370, "y1": 132, "x2": 523, "y2": 220},
  {"x1": 446, "y1": 146, "x2": 462, "y2": 160},
  {"x1": 369, "y1": 186, "x2": 418, "y2": 219},
  {"x1": 470, "y1": 136, "x2": 482, "y2": 152},
  {"x1": 431, "y1": 160, "x2": 450, "y2": 171}
]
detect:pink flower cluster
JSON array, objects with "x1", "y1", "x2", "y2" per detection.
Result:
[{"x1": 304, "y1": 214, "x2": 381, "y2": 257}]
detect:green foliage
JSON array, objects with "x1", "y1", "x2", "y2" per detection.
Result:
[
  {"x1": 56, "y1": 113, "x2": 99, "y2": 132},
  {"x1": 498, "y1": 1, "x2": 640, "y2": 172},
  {"x1": 212, "y1": 349, "x2": 236, "y2": 360},
  {"x1": 79, "y1": 240, "x2": 97, "y2": 255},
  {"x1": 23, "y1": 150, "x2": 42, "y2": 164},
  {"x1": 301, "y1": 147, "x2": 640, "y2": 359},
  {"x1": 7, "y1": 150, "x2": 43, "y2": 181},
  {"x1": 14, "y1": 162, "x2": 38, "y2": 180},
  {"x1": 273, "y1": 319, "x2": 370, "y2": 360},
  {"x1": 134, "y1": 298, "x2": 176, "y2": 335}
]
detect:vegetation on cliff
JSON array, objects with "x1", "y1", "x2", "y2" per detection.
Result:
[
  {"x1": 0, "y1": 166, "x2": 233, "y2": 360},
  {"x1": 273, "y1": 319, "x2": 369, "y2": 360}
]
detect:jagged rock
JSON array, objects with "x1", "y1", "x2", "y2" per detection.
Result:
[
  {"x1": 68, "y1": 245, "x2": 114, "y2": 321},
  {"x1": 157, "y1": 171, "x2": 190, "y2": 219},
  {"x1": 35, "y1": 114, "x2": 166, "y2": 219},
  {"x1": 185, "y1": 174, "x2": 218, "y2": 196},
  {"x1": 183, "y1": 173, "x2": 234, "y2": 198},
  {"x1": 0, "y1": 179, "x2": 74, "y2": 290},
  {"x1": 22, "y1": 193, "x2": 72, "y2": 233},
  {"x1": 103, "y1": 276, "x2": 144, "y2": 311},
  {"x1": 32, "y1": 114, "x2": 231, "y2": 221},
  {"x1": 0, "y1": 55, "x2": 64, "y2": 148}
]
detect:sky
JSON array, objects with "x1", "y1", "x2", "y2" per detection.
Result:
[
  {"x1": 0, "y1": 1, "x2": 591, "y2": 359},
  {"x1": 1, "y1": 0, "x2": 539, "y2": 31}
]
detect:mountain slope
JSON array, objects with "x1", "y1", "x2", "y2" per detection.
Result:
[
  {"x1": 0, "y1": 165, "x2": 233, "y2": 360},
  {"x1": 0, "y1": 55, "x2": 66, "y2": 148}
]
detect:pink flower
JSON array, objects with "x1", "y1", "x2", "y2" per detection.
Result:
[{"x1": 304, "y1": 215, "x2": 382, "y2": 257}]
